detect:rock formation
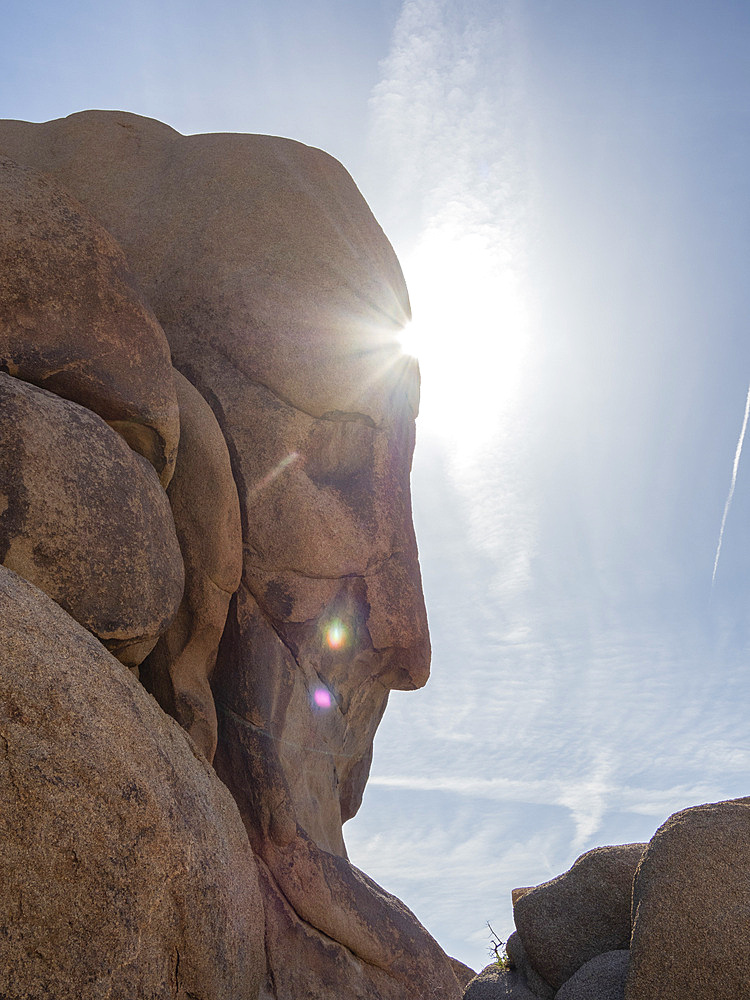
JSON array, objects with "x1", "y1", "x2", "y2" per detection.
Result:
[
  {"x1": 627, "y1": 798, "x2": 750, "y2": 1000},
  {"x1": 464, "y1": 797, "x2": 750, "y2": 999},
  {"x1": 0, "y1": 110, "x2": 460, "y2": 999},
  {"x1": 512, "y1": 843, "x2": 646, "y2": 990}
]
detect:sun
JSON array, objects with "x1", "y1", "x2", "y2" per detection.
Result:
[{"x1": 399, "y1": 227, "x2": 531, "y2": 451}]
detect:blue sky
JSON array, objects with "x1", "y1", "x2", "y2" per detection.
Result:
[{"x1": 5, "y1": 0, "x2": 750, "y2": 973}]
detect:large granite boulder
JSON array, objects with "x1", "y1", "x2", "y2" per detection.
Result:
[
  {"x1": 0, "y1": 155, "x2": 178, "y2": 485},
  {"x1": 0, "y1": 110, "x2": 458, "y2": 999},
  {"x1": 0, "y1": 565, "x2": 265, "y2": 1000},
  {"x1": 140, "y1": 369, "x2": 243, "y2": 761},
  {"x1": 0, "y1": 372, "x2": 184, "y2": 668},
  {"x1": 626, "y1": 798, "x2": 750, "y2": 1000},
  {"x1": 513, "y1": 844, "x2": 646, "y2": 991}
]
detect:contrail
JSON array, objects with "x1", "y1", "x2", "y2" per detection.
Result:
[{"x1": 712, "y1": 383, "x2": 750, "y2": 585}]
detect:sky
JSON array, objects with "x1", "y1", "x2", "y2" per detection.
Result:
[{"x1": 5, "y1": 0, "x2": 750, "y2": 973}]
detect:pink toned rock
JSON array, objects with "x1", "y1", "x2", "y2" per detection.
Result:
[
  {"x1": 513, "y1": 844, "x2": 646, "y2": 991},
  {"x1": 0, "y1": 155, "x2": 178, "y2": 485},
  {"x1": 0, "y1": 564, "x2": 264, "y2": 1000},
  {"x1": 1, "y1": 110, "x2": 452, "y2": 1000},
  {"x1": 0, "y1": 373, "x2": 183, "y2": 667},
  {"x1": 140, "y1": 370, "x2": 242, "y2": 761},
  {"x1": 626, "y1": 798, "x2": 750, "y2": 1000}
]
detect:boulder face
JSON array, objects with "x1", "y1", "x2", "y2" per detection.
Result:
[
  {"x1": 626, "y1": 798, "x2": 750, "y2": 1000},
  {"x1": 0, "y1": 565, "x2": 265, "y2": 1000},
  {"x1": 513, "y1": 843, "x2": 646, "y2": 991},
  {"x1": 0, "y1": 371, "x2": 184, "y2": 668},
  {"x1": 0, "y1": 110, "x2": 458, "y2": 1000},
  {"x1": 0, "y1": 155, "x2": 179, "y2": 485}
]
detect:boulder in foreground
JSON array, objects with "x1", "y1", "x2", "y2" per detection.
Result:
[
  {"x1": 0, "y1": 565, "x2": 264, "y2": 1000},
  {"x1": 627, "y1": 798, "x2": 750, "y2": 1000}
]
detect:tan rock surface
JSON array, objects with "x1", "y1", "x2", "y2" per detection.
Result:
[
  {"x1": 0, "y1": 564, "x2": 264, "y2": 1000},
  {"x1": 140, "y1": 369, "x2": 242, "y2": 761},
  {"x1": 1, "y1": 109, "x2": 453, "y2": 999},
  {"x1": 0, "y1": 110, "x2": 412, "y2": 423},
  {"x1": 0, "y1": 155, "x2": 178, "y2": 485},
  {"x1": 513, "y1": 844, "x2": 646, "y2": 991},
  {"x1": 626, "y1": 798, "x2": 750, "y2": 1000},
  {"x1": 0, "y1": 372, "x2": 183, "y2": 667}
]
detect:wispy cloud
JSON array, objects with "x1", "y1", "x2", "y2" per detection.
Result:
[
  {"x1": 353, "y1": 0, "x2": 750, "y2": 978},
  {"x1": 366, "y1": 0, "x2": 534, "y2": 444},
  {"x1": 367, "y1": 0, "x2": 539, "y2": 618},
  {"x1": 712, "y1": 383, "x2": 750, "y2": 585}
]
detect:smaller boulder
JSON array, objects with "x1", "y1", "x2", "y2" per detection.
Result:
[
  {"x1": 556, "y1": 951, "x2": 629, "y2": 1000},
  {"x1": 0, "y1": 373, "x2": 184, "y2": 667},
  {"x1": 463, "y1": 966, "x2": 539, "y2": 999},
  {"x1": 513, "y1": 844, "x2": 646, "y2": 990},
  {"x1": 627, "y1": 798, "x2": 750, "y2": 1000}
]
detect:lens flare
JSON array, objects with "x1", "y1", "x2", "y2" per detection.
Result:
[
  {"x1": 313, "y1": 687, "x2": 332, "y2": 709},
  {"x1": 325, "y1": 619, "x2": 349, "y2": 651}
]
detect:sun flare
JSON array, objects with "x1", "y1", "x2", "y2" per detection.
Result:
[{"x1": 400, "y1": 228, "x2": 531, "y2": 452}]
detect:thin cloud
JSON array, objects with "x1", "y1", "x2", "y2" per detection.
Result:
[{"x1": 712, "y1": 382, "x2": 750, "y2": 585}]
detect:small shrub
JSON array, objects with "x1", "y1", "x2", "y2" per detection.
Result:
[{"x1": 487, "y1": 921, "x2": 510, "y2": 971}]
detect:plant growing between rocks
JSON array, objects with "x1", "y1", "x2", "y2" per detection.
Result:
[{"x1": 487, "y1": 922, "x2": 510, "y2": 970}]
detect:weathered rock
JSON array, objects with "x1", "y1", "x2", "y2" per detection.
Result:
[
  {"x1": 1, "y1": 109, "x2": 452, "y2": 1000},
  {"x1": 140, "y1": 369, "x2": 242, "y2": 761},
  {"x1": 0, "y1": 564, "x2": 265, "y2": 1000},
  {"x1": 0, "y1": 372, "x2": 184, "y2": 667},
  {"x1": 626, "y1": 798, "x2": 750, "y2": 1000},
  {"x1": 513, "y1": 844, "x2": 646, "y2": 991},
  {"x1": 505, "y1": 931, "x2": 554, "y2": 999},
  {"x1": 557, "y1": 951, "x2": 629, "y2": 1000},
  {"x1": 258, "y1": 850, "x2": 462, "y2": 1000},
  {"x1": 0, "y1": 155, "x2": 178, "y2": 485},
  {"x1": 463, "y1": 966, "x2": 539, "y2": 999}
]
